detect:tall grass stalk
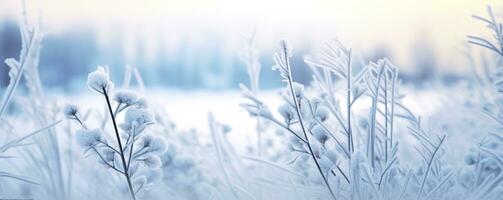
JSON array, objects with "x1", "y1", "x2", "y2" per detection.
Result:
[
  {"x1": 0, "y1": 23, "x2": 38, "y2": 120},
  {"x1": 416, "y1": 135, "x2": 446, "y2": 200},
  {"x1": 240, "y1": 29, "x2": 264, "y2": 199},
  {"x1": 389, "y1": 68, "x2": 398, "y2": 156},
  {"x1": 346, "y1": 49, "x2": 354, "y2": 154},
  {"x1": 368, "y1": 65, "x2": 385, "y2": 169},
  {"x1": 208, "y1": 113, "x2": 241, "y2": 199}
]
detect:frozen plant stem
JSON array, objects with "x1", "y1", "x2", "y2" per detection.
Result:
[
  {"x1": 281, "y1": 44, "x2": 337, "y2": 200},
  {"x1": 103, "y1": 88, "x2": 137, "y2": 200},
  {"x1": 346, "y1": 49, "x2": 353, "y2": 154},
  {"x1": 70, "y1": 113, "x2": 87, "y2": 129},
  {"x1": 208, "y1": 114, "x2": 241, "y2": 200},
  {"x1": 369, "y1": 66, "x2": 385, "y2": 169},
  {"x1": 384, "y1": 75, "x2": 389, "y2": 162},
  {"x1": 416, "y1": 135, "x2": 446, "y2": 200},
  {"x1": 0, "y1": 28, "x2": 37, "y2": 120},
  {"x1": 390, "y1": 69, "x2": 397, "y2": 154}
]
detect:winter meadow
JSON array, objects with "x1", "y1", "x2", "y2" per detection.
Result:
[{"x1": 1, "y1": 1, "x2": 503, "y2": 200}]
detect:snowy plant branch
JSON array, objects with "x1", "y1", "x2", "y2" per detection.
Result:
[{"x1": 274, "y1": 40, "x2": 337, "y2": 200}]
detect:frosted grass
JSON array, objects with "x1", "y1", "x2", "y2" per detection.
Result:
[{"x1": 0, "y1": 3, "x2": 502, "y2": 200}]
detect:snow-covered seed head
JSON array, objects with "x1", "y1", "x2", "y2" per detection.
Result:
[
  {"x1": 315, "y1": 106, "x2": 330, "y2": 122},
  {"x1": 280, "y1": 39, "x2": 292, "y2": 57},
  {"x1": 113, "y1": 90, "x2": 138, "y2": 105},
  {"x1": 311, "y1": 97, "x2": 322, "y2": 107},
  {"x1": 241, "y1": 103, "x2": 273, "y2": 119},
  {"x1": 358, "y1": 117, "x2": 369, "y2": 129},
  {"x1": 481, "y1": 159, "x2": 499, "y2": 171},
  {"x1": 312, "y1": 125, "x2": 329, "y2": 144},
  {"x1": 160, "y1": 145, "x2": 177, "y2": 166},
  {"x1": 141, "y1": 135, "x2": 168, "y2": 155},
  {"x1": 288, "y1": 134, "x2": 303, "y2": 149},
  {"x1": 464, "y1": 152, "x2": 477, "y2": 165},
  {"x1": 135, "y1": 98, "x2": 148, "y2": 108},
  {"x1": 144, "y1": 156, "x2": 162, "y2": 168},
  {"x1": 484, "y1": 141, "x2": 500, "y2": 150},
  {"x1": 120, "y1": 107, "x2": 154, "y2": 134},
  {"x1": 307, "y1": 140, "x2": 324, "y2": 158},
  {"x1": 63, "y1": 104, "x2": 79, "y2": 119},
  {"x1": 76, "y1": 128, "x2": 102, "y2": 148},
  {"x1": 132, "y1": 176, "x2": 147, "y2": 188},
  {"x1": 290, "y1": 82, "x2": 304, "y2": 98},
  {"x1": 102, "y1": 148, "x2": 115, "y2": 163},
  {"x1": 87, "y1": 66, "x2": 113, "y2": 94},
  {"x1": 141, "y1": 169, "x2": 162, "y2": 184},
  {"x1": 325, "y1": 149, "x2": 338, "y2": 164},
  {"x1": 278, "y1": 104, "x2": 295, "y2": 124},
  {"x1": 482, "y1": 103, "x2": 496, "y2": 114},
  {"x1": 257, "y1": 107, "x2": 273, "y2": 119}
]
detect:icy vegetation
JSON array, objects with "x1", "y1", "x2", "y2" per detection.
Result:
[{"x1": 1, "y1": 4, "x2": 503, "y2": 200}]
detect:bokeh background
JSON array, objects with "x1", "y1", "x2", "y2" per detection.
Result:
[{"x1": 0, "y1": 0, "x2": 502, "y2": 92}]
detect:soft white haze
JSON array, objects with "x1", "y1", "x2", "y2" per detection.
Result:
[{"x1": 1, "y1": 0, "x2": 503, "y2": 72}]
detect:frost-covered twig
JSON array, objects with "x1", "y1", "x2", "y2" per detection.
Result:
[
  {"x1": 468, "y1": 5, "x2": 503, "y2": 57},
  {"x1": 70, "y1": 67, "x2": 163, "y2": 200},
  {"x1": 208, "y1": 113, "x2": 241, "y2": 199},
  {"x1": 102, "y1": 86, "x2": 137, "y2": 200},
  {"x1": 305, "y1": 40, "x2": 360, "y2": 154},
  {"x1": 274, "y1": 40, "x2": 337, "y2": 200},
  {"x1": 0, "y1": 119, "x2": 62, "y2": 152},
  {"x1": 0, "y1": 17, "x2": 40, "y2": 120},
  {"x1": 416, "y1": 135, "x2": 446, "y2": 200}
]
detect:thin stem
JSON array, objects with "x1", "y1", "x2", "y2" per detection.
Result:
[
  {"x1": 127, "y1": 127, "x2": 136, "y2": 170},
  {"x1": 0, "y1": 28, "x2": 37, "y2": 120},
  {"x1": 416, "y1": 136, "x2": 446, "y2": 200},
  {"x1": 208, "y1": 114, "x2": 241, "y2": 199},
  {"x1": 103, "y1": 88, "x2": 137, "y2": 200},
  {"x1": 72, "y1": 114, "x2": 87, "y2": 129},
  {"x1": 123, "y1": 134, "x2": 132, "y2": 152},
  {"x1": 0, "y1": 30, "x2": 37, "y2": 119},
  {"x1": 336, "y1": 166, "x2": 350, "y2": 184},
  {"x1": 97, "y1": 141, "x2": 121, "y2": 154},
  {"x1": 390, "y1": 69, "x2": 397, "y2": 152},
  {"x1": 369, "y1": 66, "x2": 385, "y2": 169},
  {"x1": 113, "y1": 103, "x2": 122, "y2": 117},
  {"x1": 256, "y1": 115, "x2": 263, "y2": 200},
  {"x1": 134, "y1": 183, "x2": 144, "y2": 195},
  {"x1": 92, "y1": 147, "x2": 124, "y2": 174},
  {"x1": 315, "y1": 120, "x2": 350, "y2": 158},
  {"x1": 346, "y1": 49, "x2": 353, "y2": 154},
  {"x1": 322, "y1": 98, "x2": 349, "y2": 135},
  {"x1": 384, "y1": 75, "x2": 389, "y2": 162},
  {"x1": 265, "y1": 116, "x2": 307, "y2": 143},
  {"x1": 378, "y1": 157, "x2": 397, "y2": 190},
  {"x1": 282, "y1": 46, "x2": 337, "y2": 200}
]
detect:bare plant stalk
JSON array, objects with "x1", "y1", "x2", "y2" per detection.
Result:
[
  {"x1": 369, "y1": 66, "x2": 385, "y2": 169},
  {"x1": 242, "y1": 30, "x2": 263, "y2": 199},
  {"x1": 384, "y1": 75, "x2": 389, "y2": 162},
  {"x1": 0, "y1": 28, "x2": 37, "y2": 120},
  {"x1": 346, "y1": 50, "x2": 353, "y2": 154},
  {"x1": 103, "y1": 88, "x2": 137, "y2": 200},
  {"x1": 390, "y1": 69, "x2": 397, "y2": 152},
  {"x1": 208, "y1": 113, "x2": 241, "y2": 199},
  {"x1": 416, "y1": 135, "x2": 446, "y2": 200},
  {"x1": 281, "y1": 45, "x2": 337, "y2": 200}
]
